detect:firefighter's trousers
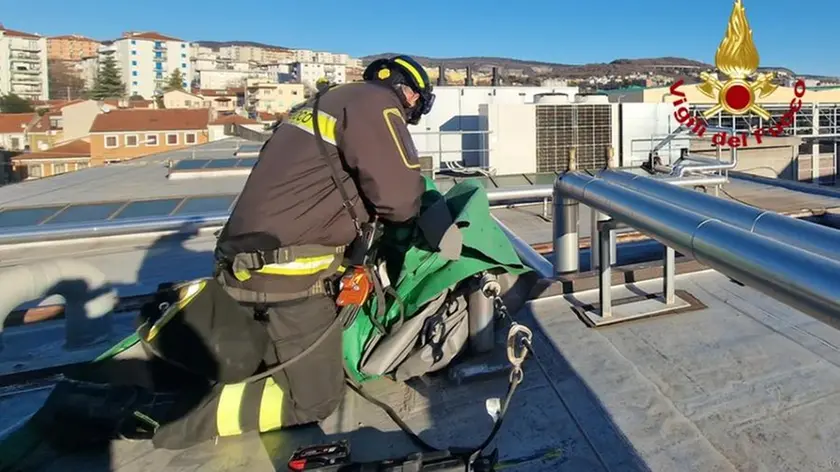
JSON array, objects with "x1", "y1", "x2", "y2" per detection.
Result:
[{"x1": 151, "y1": 294, "x2": 345, "y2": 450}]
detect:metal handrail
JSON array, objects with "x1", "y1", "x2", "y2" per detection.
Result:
[{"x1": 553, "y1": 171, "x2": 840, "y2": 330}]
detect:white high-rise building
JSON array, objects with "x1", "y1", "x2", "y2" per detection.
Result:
[
  {"x1": 0, "y1": 25, "x2": 49, "y2": 101},
  {"x1": 111, "y1": 32, "x2": 192, "y2": 100}
]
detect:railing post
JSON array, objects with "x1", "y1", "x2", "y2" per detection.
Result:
[
  {"x1": 664, "y1": 246, "x2": 676, "y2": 304},
  {"x1": 591, "y1": 146, "x2": 617, "y2": 270},
  {"x1": 553, "y1": 148, "x2": 580, "y2": 275},
  {"x1": 599, "y1": 219, "x2": 614, "y2": 318}
]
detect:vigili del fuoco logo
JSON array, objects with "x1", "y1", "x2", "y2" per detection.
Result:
[{"x1": 668, "y1": 0, "x2": 806, "y2": 148}]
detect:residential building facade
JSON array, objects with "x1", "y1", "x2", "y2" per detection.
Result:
[
  {"x1": 245, "y1": 81, "x2": 304, "y2": 114},
  {"x1": 27, "y1": 112, "x2": 63, "y2": 151},
  {"x1": 47, "y1": 35, "x2": 101, "y2": 61},
  {"x1": 0, "y1": 25, "x2": 49, "y2": 100},
  {"x1": 88, "y1": 108, "x2": 211, "y2": 165},
  {"x1": 293, "y1": 62, "x2": 346, "y2": 88},
  {"x1": 111, "y1": 31, "x2": 192, "y2": 100},
  {"x1": 0, "y1": 113, "x2": 36, "y2": 150},
  {"x1": 11, "y1": 139, "x2": 91, "y2": 180},
  {"x1": 162, "y1": 89, "x2": 206, "y2": 109}
]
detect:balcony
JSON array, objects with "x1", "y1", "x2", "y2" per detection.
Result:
[
  {"x1": 12, "y1": 68, "x2": 42, "y2": 75},
  {"x1": 11, "y1": 54, "x2": 41, "y2": 63},
  {"x1": 10, "y1": 43, "x2": 41, "y2": 52},
  {"x1": 11, "y1": 76, "x2": 42, "y2": 85},
  {"x1": 152, "y1": 55, "x2": 167, "y2": 62},
  {"x1": 153, "y1": 44, "x2": 167, "y2": 52}
]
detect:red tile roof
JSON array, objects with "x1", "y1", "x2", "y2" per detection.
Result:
[
  {"x1": 0, "y1": 113, "x2": 36, "y2": 134},
  {"x1": 13, "y1": 139, "x2": 90, "y2": 160},
  {"x1": 121, "y1": 31, "x2": 183, "y2": 42},
  {"x1": 0, "y1": 25, "x2": 40, "y2": 39},
  {"x1": 211, "y1": 114, "x2": 258, "y2": 125},
  {"x1": 90, "y1": 109, "x2": 211, "y2": 133}
]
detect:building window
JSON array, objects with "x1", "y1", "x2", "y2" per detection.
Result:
[
  {"x1": 105, "y1": 135, "x2": 119, "y2": 148},
  {"x1": 132, "y1": 50, "x2": 137, "y2": 55},
  {"x1": 185, "y1": 133, "x2": 197, "y2": 144},
  {"x1": 131, "y1": 40, "x2": 136, "y2": 45},
  {"x1": 76, "y1": 162, "x2": 89, "y2": 170},
  {"x1": 146, "y1": 134, "x2": 159, "y2": 146},
  {"x1": 181, "y1": 63, "x2": 186, "y2": 69},
  {"x1": 181, "y1": 53, "x2": 186, "y2": 58},
  {"x1": 125, "y1": 134, "x2": 139, "y2": 147},
  {"x1": 166, "y1": 133, "x2": 179, "y2": 145},
  {"x1": 10, "y1": 137, "x2": 20, "y2": 149},
  {"x1": 53, "y1": 163, "x2": 67, "y2": 174},
  {"x1": 28, "y1": 164, "x2": 42, "y2": 178},
  {"x1": 132, "y1": 71, "x2": 138, "y2": 77},
  {"x1": 156, "y1": 72, "x2": 163, "y2": 79},
  {"x1": 132, "y1": 81, "x2": 138, "y2": 86},
  {"x1": 181, "y1": 43, "x2": 186, "y2": 48},
  {"x1": 132, "y1": 60, "x2": 137, "y2": 66}
]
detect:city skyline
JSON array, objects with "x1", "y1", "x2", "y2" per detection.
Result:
[{"x1": 2, "y1": 0, "x2": 839, "y2": 77}]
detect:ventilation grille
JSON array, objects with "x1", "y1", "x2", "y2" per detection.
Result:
[{"x1": 535, "y1": 104, "x2": 612, "y2": 172}]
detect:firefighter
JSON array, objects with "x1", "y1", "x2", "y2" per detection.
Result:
[{"x1": 150, "y1": 55, "x2": 436, "y2": 449}]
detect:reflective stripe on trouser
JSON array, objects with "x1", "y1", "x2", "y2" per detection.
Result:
[
  {"x1": 216, "y1": 377, "x2": 286, "y2": 436},
  {"x1": 283, "y1": 106, "x2": 338, "y2": 145}
]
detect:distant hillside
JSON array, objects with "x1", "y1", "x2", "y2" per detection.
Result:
[
  {"x1": 196, "y1": 40, "x2": 289, "y2": 50},
  {"x1": 361, "y1": 54, "x2": 838, "y2": 81},
  {"x1": 362, "y1": 54, "x2": 712, "y2": 78}
]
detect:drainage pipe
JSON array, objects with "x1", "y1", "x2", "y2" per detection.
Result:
[
  {"x1": 0, "y1": 259, "x2": 118, "y2": 353},
  {"x1": 555, "y1": 172, "x2": 840, "y2": 330}
]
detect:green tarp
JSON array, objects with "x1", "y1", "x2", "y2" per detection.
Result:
[{"x1": 342, "y1": 178, "x2": 533, "y2": 382}]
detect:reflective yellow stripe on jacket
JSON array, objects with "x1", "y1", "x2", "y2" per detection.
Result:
[
  {"x1": 285, "y1": 106, "x2": 338, "y2": 146},
  {"x1": 233, "y1": 254, "x2": 337, "y2": 281}
]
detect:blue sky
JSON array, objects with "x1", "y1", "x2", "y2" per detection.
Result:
[{"x1": 4, "y1": 0, "x2": 838, "y2": 76}]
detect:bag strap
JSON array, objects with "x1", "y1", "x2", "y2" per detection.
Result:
[{"x1": 312, "y1": 91, "x2": 363, "y2": 238}]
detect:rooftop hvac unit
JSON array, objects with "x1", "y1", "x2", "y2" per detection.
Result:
[
  {"x1": 533, "y1": 93, "x2": 570, "y2": 104},
  {"x1": 575, "y1": 94, "x2": 609, "y2": 104},
  {"x1": 535, "y1": 101, "x2": 612, "y2": 172}
]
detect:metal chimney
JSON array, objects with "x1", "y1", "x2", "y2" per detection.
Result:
[
  {"x1": 465, "y1": 67, "x2": 472, "y2": 86},
  {"x1": 491, "y1": 67, "x2": 499, "y2": 86},
  {"x1": 437, "y1": 65, "x2": 445, "y2": 86}
]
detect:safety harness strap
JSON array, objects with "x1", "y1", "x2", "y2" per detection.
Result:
[{"x1": 312, "y1": 90, "x2": 364, "y2": 238}]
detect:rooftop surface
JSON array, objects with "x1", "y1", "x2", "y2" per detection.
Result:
[{"x1": 3, "y1": 138, "x2": 840, "y2": 471}]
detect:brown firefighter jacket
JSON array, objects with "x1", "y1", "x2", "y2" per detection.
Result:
[{"x1": 217, "y1": 81, "x2": 426, "y2": 296}]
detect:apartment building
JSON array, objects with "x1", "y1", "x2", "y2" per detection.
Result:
[
  {"x1": 48, "y1": 35, "x2": 100, "y2": 61},
  {"x1": 88, "y1": 108, "x2": 210, "y2": 165},
  {"x1": 245, "y1": 81, "x2": 304, "y2": 114},
  {"x1": 11, "y1": 139, "x2": 91, "y2": 180},
  {"x1": 0, "y1": 25, "x2": 49, "y2": 101},
  {"x1": 109, "y1": 31, "x2": 192, "y2": 100},
  {"x1": 218, "y1": 45, "x2": 294, "y2": 64},
  {"x1": 293, "y1": 62, "x2": 346, "y2": 88}
]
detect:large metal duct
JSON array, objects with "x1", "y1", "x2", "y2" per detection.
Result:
[
  {"x1": 598, "y1": 169, "x2": 840, "y2": 262},
  {"x1": 0, "y1": 259, "x2": 118, "y2": 353},
  {"x1": 554, "y1": 172, "x2": 840, "y2": 330}
]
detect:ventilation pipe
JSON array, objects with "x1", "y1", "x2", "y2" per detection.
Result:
[
  {"x1": 0, "y1": 259, "x2": 118, "y2": 353},
  {"x1": 465, "y1": 67, "x2": 472, "y2": 86},
  {"x1": 437, "y1": 65, "x2": 445, "y2": 86},
  {"x1": 554, "y1": 172, "x2": 840, "y2": 329},
  {"x1": 598, "y1": 169, "x2": 840, "y2": 262},
  {"x1": 491, "y1": 67, "x2": 499, "y2": 86}
]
